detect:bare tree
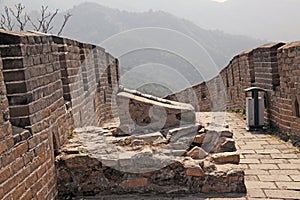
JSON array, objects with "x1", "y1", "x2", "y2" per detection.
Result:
[
  {"x1": 0, "y1": 3, "x2": 71, "y2": 35},
  {"x1": 0, "y1": 7, "x2": 14, "y2": 30},
  {"x1": 9, "y1": 4, "x2": 29, "y2": 31}
]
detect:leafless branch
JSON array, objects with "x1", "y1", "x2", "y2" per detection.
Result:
[
  {"x1": 57, "y1": 12, "x2": 72, "y2": 36},
  {"x1": 0, "y1": 14, "x2": 7, "y2": 30},
  {"x1": 27, "y1": 15, "x2": 38, "y2": 31},
  {"x1": 9, "y1": 3, "x2": 28, "y2": 31},
  {"x1": 1, "y1": 6, "x2": 14, "y2": 30},
  {"x1": 43, "y1": 9, "x2": 58, "y2": 33},
  {"x1": 1, "y1": 3, "x2": 71, "y2": 35}
]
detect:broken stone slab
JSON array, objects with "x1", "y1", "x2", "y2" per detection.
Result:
[
  {"x1": 212, "y1": 152, "x2": 240, "y2": 164},
  {"x1": 116, "y1": 90, "x2": 196, "y2": 135},
  {"x1": 186, "y1": 146, "x2": 208, "y2": 159},
  {"x1": 166, "y1": 124, "x2": 200, "y2": 142}
]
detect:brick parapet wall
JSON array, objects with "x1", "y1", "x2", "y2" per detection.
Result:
[
  {"x1": 0, "y1": 30, "x2": 120, "y2": 200},
  {"x1": 275, "y1": 42, "x2": 300, "y2": 139},
  {"x1": 0, "y1": 48, "x2": 58, "y2": 199},
  {"x1": 166, "y1": 42, "x2": 300, "y2": 144}
]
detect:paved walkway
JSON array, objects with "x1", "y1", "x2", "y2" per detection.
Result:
[{"x1": 225, "y1": 112, "x2": 300, "y2": 200}]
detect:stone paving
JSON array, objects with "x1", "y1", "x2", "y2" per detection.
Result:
[
  {"x1": 226, "y1": 112, "x2": 300, "y2": 200},
  {"x1": 78, "y1": 112, "x2": 300, "y2": 200}
]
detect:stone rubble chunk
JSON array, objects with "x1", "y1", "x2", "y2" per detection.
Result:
[
  {"x1": 212, "y1": 152, "x2": 240, "y2": 164},
  {"x1": 193, "y1": 133, "x2": 206, "y2": 145},
  {"x1": 185, "y1": 165, "x2": 204, "y2": 177},
  {"x1": 220, "y1": 138, "x2": 236, "y2": 152},
  {"x1": 119, "y1": 178, "x2": 148, "y2": 188},
  {"x1": 220, "y1": 130, "x2": 233, "y2": 138},
  {"x1": 186, "y1": 146, "x2": 208, "y2": 159},
  {"x1": 167, "y1": 124, "x2": 200, "y2": 142}
]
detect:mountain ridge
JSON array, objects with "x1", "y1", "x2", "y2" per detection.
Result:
[{"x1": 59, "y1": 2, "x2": 264, "y2": 69}]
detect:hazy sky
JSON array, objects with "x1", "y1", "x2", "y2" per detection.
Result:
[{"x1": 0, "y1": 0, "x2": 299, "y2": 41}]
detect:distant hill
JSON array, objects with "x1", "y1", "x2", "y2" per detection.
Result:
[
  {"x1": 55, "y1": 2, "x2": 264, "y2": 95},
  {"x1": 1, "y1": 0, "x2": 300, "y2": 41},
  {"x1": 61, "y1": 2, "x2": 263, "y2": 67}
]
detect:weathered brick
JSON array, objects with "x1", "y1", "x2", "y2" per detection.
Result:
[
  {"x1": 290, "y1": 175, "x2": 300, "y2": 181},
  {"x1": 278, "y1": 164, "x2": 300, "y2": 169},
  {"x1": 265, "y1": 189, "x2": 300, "y2": 199},
  {"x1": 245, "y1": 181, "x2": 277, "y2": 189},
  {"x1": 11, "y1": 157, "x2": 25, "y2": 174},
  {"x1": 3, "y1": 174, "x2": 18, "y2": 194},
  {"x1": 258, "y1": 175, "x2": 292, "y2": 182},
  {"x1": 119, "y1": 178, "x2": 148, "y2": 188},
  {"x1": 249, "y1": 164, "x2": 279, "y2": 170},
  {"x1": 276, "y1": 182, "x2": 300, "y2": 190},
  {"x1": 12, "y1": 182, "x2": 26, "y2": 200},
  {"x1": 0, "y1": 166, "x2": 12, "y2": 184},
  {"x1": 0, "y1": 140, "x2": 8, "y2": 154},
  {"x1": 247, "y1": 188, "x2": 266, "y2": 198}
]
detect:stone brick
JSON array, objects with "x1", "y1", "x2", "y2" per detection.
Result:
[
  {"x1": 264, "y1": 189, "x2": 300, "y2": 199},
  {"x1": 258, "y1": 175, "x2": 292, "y2": 182},
  {"x1": 245, "y1": 181, "x2": 277, "y2": 189},
  {"x1": 185, "y1": 165, "x2": 204, "y2": 177},
  {"x1": 260, "y1": 159, "x2": 288, "y2": 164},
  {"x1": 271, "y1": 154, "x2": 298, "y2": 159},
  {"x1": 278, "y1": 164, "x2": 300, "y2": 169},
  {"x1": 245, "y1": 169, "x2": 269, "y2": 175},
  {"x1": 119, "y1": 178, "x2": 148, "y2": 188},
  {"x1": 0, "y1": 140, "x2": 8, "y2": 154},
  {"x1": 12, "y1": 183, "x2": 26, "y2": 200},
  {"x1": 249, "y1": 164, "x2": 279, "y2": 170},
  {"x1": 247, "y1": 188, "x2": 266, "y2": 198},
  {"x1": 0, "y1": 166, "x2": 12, "y2": 184},
  {"x1": 276, "y1": 182, "x2": 300, "y2": 190},
  {"x1": 290, "y1": 175, "x2": 300, "y2": 181},
  {"x1": 186, "y1": 146, "x2": 208, "y2": 159},
  {"x1": 13, "y1": 141, "x2": 28, "y2": 157},
  {"x1": 240, "y1": 159, "x2": 260, "y2": 164},
  {"x1": 212, "y1": 152, "x2": 240, "y2": 164}
]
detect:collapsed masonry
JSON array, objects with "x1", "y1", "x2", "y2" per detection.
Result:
[{"x1": 56, "y1": 89, "x2": 245, "y2": 197}]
